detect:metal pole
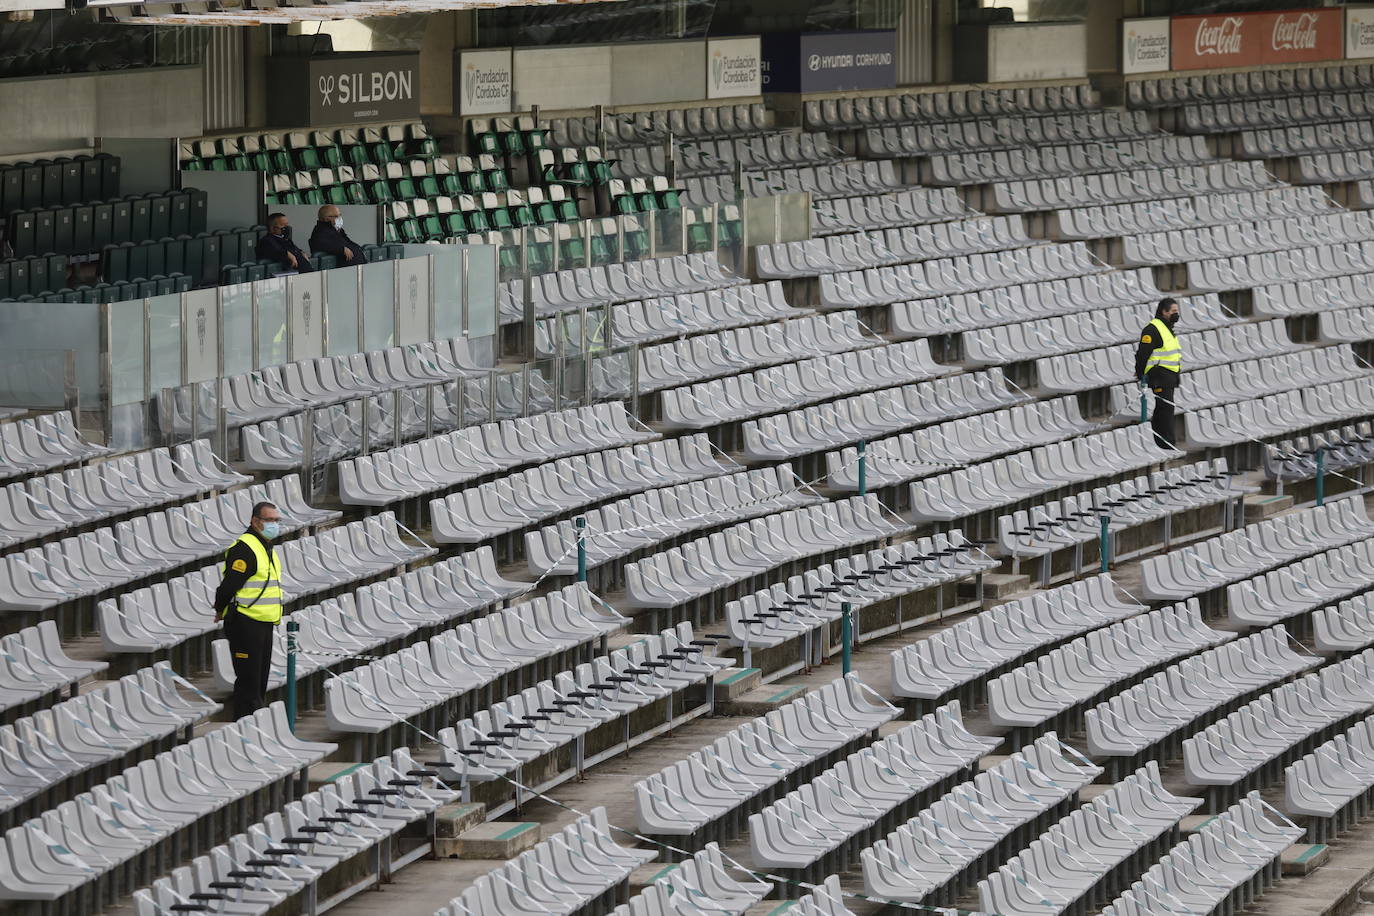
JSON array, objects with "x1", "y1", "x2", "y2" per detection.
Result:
[
  {"x1": 857, "y1": 440, "x2": 867, "y2": 496},
  {"x1": 576, "y1": 516, "x2": 587, "y2": 583},
  {"x1": 285, "y1": 619, "x2": 299, "y2": 733},
  {"x1": 1316, "y1": 447, "x2": 1326, "y2": 506},
  {"x1": 1140, "y1": 385, "x2": 1148, "y2": 424},
  {"x1": 1099, "y1": 515, "x2": 1111, "y2": 573},
  {"x1": 840, "y1": 601, "x2": 853, "y2": 675}
]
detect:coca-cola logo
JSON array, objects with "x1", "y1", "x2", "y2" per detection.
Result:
[
  {"x1": 1194, "y1": 16, "x2": 1244, "y2": 56},
  {"x1": 1272, "y1": 12, "x2": 1318, "y2": 51}
]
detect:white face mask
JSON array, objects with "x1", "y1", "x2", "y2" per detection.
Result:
[{"x1": 333, "y1": 217, "x2": 344, "y2": 230}]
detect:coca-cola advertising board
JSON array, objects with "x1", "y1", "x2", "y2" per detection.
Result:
[{"x1": 1170, "y1": 9, "x2": 1342, "y2": 70}]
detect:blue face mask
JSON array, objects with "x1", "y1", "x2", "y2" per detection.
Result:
[{"x1": 260, "y1": 521, "x2": 281, "y2": 541}]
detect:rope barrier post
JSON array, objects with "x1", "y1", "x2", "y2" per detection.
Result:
[
  {"x1": 1316, "y1": 447, "x2": 1326, "y2": 506},
  {"x1": 840, "y1": 602, "x2": 853, "y2": 675},
  {"x1": 1099, "y1": 515, "x2": 1110, "y2": 573},
  {"x1": 857, "y1": 440, "x2": 867, "y2": 496},
  {"x1": 285, "y1": 619, "x2": 299, "y2": 733},
  {"x1": 576, "y1": 516, "x2": 587, "y2": 583}
]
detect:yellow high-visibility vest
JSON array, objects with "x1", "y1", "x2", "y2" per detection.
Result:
[
  {"x1": 226, "y1": 533, "x2": 283, "y2": 624},
  {"x1": 1145, "y1": 318, "x2": 1182, "y2": 375}
]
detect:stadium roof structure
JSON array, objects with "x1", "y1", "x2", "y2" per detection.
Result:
[{"x1": 79, "y1": 0, "x2": 623, "y2": 25}]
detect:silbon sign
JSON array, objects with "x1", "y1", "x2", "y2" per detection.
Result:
[{"x1": 270, "y1": 53, "x2": 420, "y2": 127}]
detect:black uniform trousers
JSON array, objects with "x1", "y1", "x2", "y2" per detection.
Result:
[
  {"x1": 1151, "y1": 385, "x2": 1177, "y2": 450},
  {"x1": 223, "y1": 607, "x2": 275, "y2": 719}
]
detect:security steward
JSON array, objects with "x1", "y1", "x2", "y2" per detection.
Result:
[
  {"x1": 213, "y1": 501, "x2": 284, "y2": 719},
  {"x1": 1135, "y1": 297, "x2": 1183, "y2": 450}
]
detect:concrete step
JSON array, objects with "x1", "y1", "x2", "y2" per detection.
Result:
[
  {"x1": 1245, "y1": 493, "x2": 1295, "y2": 521},
  {"x1": 959, "y1": 571, "x2": 1031, "y2": 607},
  {"x1": 1284, "y1": 844, "x2": 1331, "y2": 877},
  {"x1": 440, "y1": 821, "x2": 542, "y2": 860},
  {"x1": 720, "y1": 683, "x2": 808, "y2": 716},
  {"x1": 714, "y1": 667, "x2": 763, "y2": 704}
]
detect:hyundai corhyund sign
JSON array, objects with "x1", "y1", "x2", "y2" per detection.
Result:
[
  {"x1": 457, "y1": 48, "x2": 514, "y2": 115},
  {"x1": 761, "y1": 31, "x2": 896, "y2": 94},
  {"x1": 269, "y1": 53, "x2": 420, "y2": 127}
]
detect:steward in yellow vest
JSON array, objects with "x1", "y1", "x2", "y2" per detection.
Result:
[
  {"x1": 1134, "y1": 298, "x2": 1183, "y2": 451},
  {"x1": 213, "y1": 501, "x2": 285, "y2": 719}
]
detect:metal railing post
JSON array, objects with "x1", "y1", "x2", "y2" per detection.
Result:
[
  {"x1": 576, "y1": 516, "x2": 587, "y2": 583},
  {"x1": 1316, "y1": 447, "x2": 1326, "y2": 506},
  {"x1": 1099, "y1": 515, "x2": 1111, "y2": 573},
  {"x1": 285, "y1": 619, "x2": 299, "y2": 733},
  {"x1": 840, "y1": 602, "x2": 853, "y2": 675},
  {"x1": 857, "y1": 440, "x2": 867, "y2": 496}
]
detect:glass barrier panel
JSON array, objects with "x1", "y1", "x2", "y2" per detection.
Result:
[
  {"x1": 743, "y1": 196, "x2": 779, "y2": 247},
  {"x1": 255, "y1": 277, "x2": 288, "y2": 369},
  {"x1": 109, "y1": 298, "x2": 147, "y2": 407},
  {"x1": 147, "y1": 293, "x2": 183, "y2": 393},
  {"x1": 653, "y1": 207, "x2": 687, "y2": 259},
  {"x1": 465, "y1": 245, "x2": 499, "y2": 340},
  {"x1": 621, "y1": 215, "x2": 650, "y2": 262},
  {"x1": 394, "y1": 257, "x2": 430, "y2": 346},
  {"x1": 0, "y1": 349, "x2": 75, "y2": 410},
  {"x1": 778, "y1": 192, "x2": 812, "y2": 244},
  {"x1": 361, "y1": 260, "x2": 396, "y2": 351},
  {"x1": 325, "y1": 267, "x2": 360, "y2": 357},
  {"x1": 432, "y1": 247, "x2": 463, "y2": 341},
  {"x1": 588, "y1": 220, "x2": 620, "y2": 267},
  {"x1": 682, "y1": 205, "x2": 716, "y2": 255},
  {"x1": 221, "y1": 283, "x2": 254, "y2": 377},
  {"x1": 183, "y1": 288, "x2": 219, "y2": 384}
]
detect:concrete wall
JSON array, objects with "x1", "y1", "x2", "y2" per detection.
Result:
[
  {"x1": 956, "y1": 21, "x2": 1087, "y2": 82},
  {"x1": 610, "y1": 41, "x2": 705, "y2": 105},
  {"x1": 0, "y1": 65, "x2": 203, "y2": 157},
  {"x1": 513, "y1": 45, "x2": 612, "y2": 110}
]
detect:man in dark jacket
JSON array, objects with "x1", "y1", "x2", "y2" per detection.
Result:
[
  {"x1": 309, "y1": 204, "x2": 367, "y2": 264},
  {"x1": 256, "y1": 212, "x2": 312, "y2": 273},
  {"x1": 1135, "y1": 297, "x2": 1183, "y2": 450}
]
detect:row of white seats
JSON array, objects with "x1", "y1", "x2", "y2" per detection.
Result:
[
  {"x1": 908, "y1": 424, "x2": 1182, "y2": 524},
  {"x1": 0, "y1": 621, "x2": 106, "y2": 716},
  {"x1": 212, "y1": 546, "x2": 530, "y2": 692},
  {"x1": 1036, "y1": 318, "x2": 1300, "y2": 394},
  {"x1": 1122, "y1": 210, "x2": 1374, "y2": 267},
  {"x1": 995, "y1": 459, "x2": 1240, "y2": 560},
  {"x1": 1320, "y1": 303, "x2": 1374, "y2": 343},
  {"x1": 633, "y1": 675, "x2": 901, "y2": 837},
  {"x1": 1131, "y1": 65, "x2": 1373, "y2": 108},
  {"x1": 983, "y1": 161, "x2": 1277, "y2": 213},
  {"x1": 1183, "y1": 650, "x2": 1374, "y2": 792},
  {"x1": 607, "y1": 844, "x2": 770, "y2": 916},
  {"x1": 861, "y1": 734, "x2": 1102, "y2": 905},
  {"x1": 1185, "y1": 379, "x2": 1374, "y2": 449},
  {"x1": 1107, "y1": 345, "x2": 1369, "y2": 420},
  {"x1": 1187, "y1": 241, "x2": 1374, "y2": 291},
  {"x1": 1263, "y1": 425, "x2": 1374, "y2": 485},
  {"x1": 810, "y1": 188, "x2": 971, "y2": 235},
  {"x1": 978, "y1": 764, "x2": 1202, "y2": 916},
  {"x1": 1, "y1": 475, "x2": 336, "y2": 614},
  {"x1": 889, "y1": 272, "x2": 1169, "y2": 336},
  {"x1": 1099, "y1": 793, "x2": 1302, "y2": 916},
  {"x1": 825, "y1": 396, "x2": 1093, "y2": 491},
  {"x1": 624, "y1": 495, "x2": 907, "y2": 611},
  {"x1": 0, "y1": 411, "x2": 108, "y2": 482},
  {"x1": 734, "y1": 161, "x2": 903, "y2": 200},
  {"x1": 1253, "y1": 271, "x2": 1374, "y2": 317},
  {"x1": 858, "y1": 110, "x2": 1154, "y2": 157},
  {"x1": 818, "y1": 241, "x2": 1105, "y2": 307},
  {"x1": 431, "y1": 434, "x2": 737, "y2": 544},
  {"x1": 725, "y1": 532, "x2": 998, "y2": 658},
  {"x1": 98, "y1": 508, "x2": 422, "y2": 654},
  {"x1": 607, "y1": 280, "x2": 808, "y2": 347},
  {"x1": 437, "y1": 808, "x2": 656, "y2": 916},
  {"x1": 1315, "y1": 594, "x2": 1374, "y2": 654},
  {"x1": 526, "y1": 465, "x2": 817, "y2": 576},
  {"x1": 987, "y1": 601, "x2": 1233, "y2": 732},
  {"x1": 499, "y1": 253, "x2": 744, "y2": 319},
  {"x1": 1285, "y1": 713, "x2": 1374, "y2": 839},
  {"x1": 925, "y1": 135, "x2": 1213, "y2": 185},
  {"x1": 805, "y1": 83, "x2": 1096, "y2": 129},
  {"x1": 755, "y1": 215, "x2": 1032, "y2": 279},
  {"x1": 0, "y1": 702, "x2": 335, "y2": 902},
  {"x1": 0, "y1": 662, "x2": 217, "y2": 819},
  {"x1": 1, "y1": 440, "x2": 248, "y2": 552},
  {"x1": 162, "y1": 338, "x2": 484, "y2": 436},
  {"x1": 1227, "y1": 537, "x2": 1374, "y2": 629},
  {"x1": 891, "y1": 573, "x2": 1142, "y2": 701},
  {"x1": 1293, "y1": 149, "x2": 1374, "y2": 184},
  {"x1": 339, "y1": 401, "x2": 656, "y2": 506},
  {"x1": 324, "y1": 584, "x2": 624, "y2": 734},
  {"x1": 659, "y1": 340, "x2": 951, "y2": 429},
  {"x1": 1141, "y1": 497, "x2": 1374, "y2": 602},
  {"x1": 595, "y1": 310, "x2": 882, "y2": 396},
  {"x1": 741, "y1": 368, "x2": 1022, "y2": 463},
  {"x1": 747, "y1": 712, "x2": 1000, "y2": 871},
  {"x1": 1084, "y1": 626, "x2": 1317, "y2": 761},
  {"x1": 1052, "y1": 186, "x2": 1331, "y2": 240},
  {"x1": 962, "y1": 299, "x2": 1238, "y2": 365},
  {"x1": 436, "y1": 624, "x2": 725, "y2": 786},
  {"x1": 135, "y1": 745, "x2": 450, "y2": 916}
]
